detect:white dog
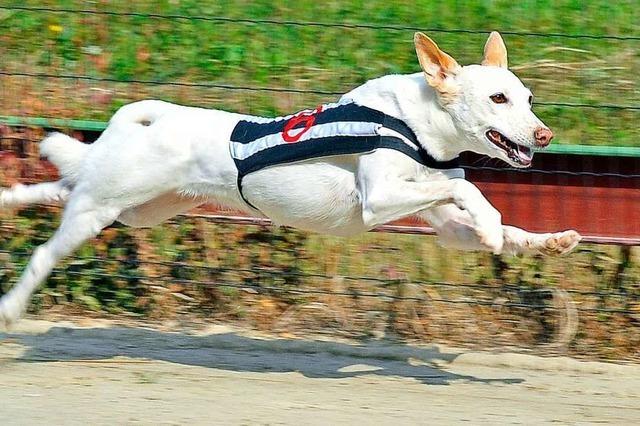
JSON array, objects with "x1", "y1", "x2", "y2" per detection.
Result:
[{"x1": 0, "y1": 32, "x2": 580, "y2": 326}]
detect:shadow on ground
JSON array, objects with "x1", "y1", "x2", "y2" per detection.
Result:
[{"x1": 1, "y1": 324, "x2": 523, "y2": 386}]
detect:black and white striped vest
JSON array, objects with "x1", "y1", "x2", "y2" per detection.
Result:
[{"x1": 229, "y1": 101, "x2": 459, "y2": 209}]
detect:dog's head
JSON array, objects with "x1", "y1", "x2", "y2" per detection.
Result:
[{"x1": 415, "y1": 31, "x2": 552, "y2": 167}]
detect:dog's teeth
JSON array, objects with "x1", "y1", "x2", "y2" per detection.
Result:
[
  {"x1": 488, "y1": 130, "x2": 503, "y2": 144},
  {"x1": 516, "y1": 145, "x2": 533, "y2": 163}
]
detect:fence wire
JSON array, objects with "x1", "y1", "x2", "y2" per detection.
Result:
[
  {"x1": 462, "y1": 165, "x2": 640, "y2": 179},
  {"x1": 0, "y1": 221, "x2": 637, "y2": 316},
  {"x1": 2, "y1": 5, "x2": 640, "y2": 41},
  {"x1": 2, "y1": 5, "x2": 640, "y2": 113},
  {"x1": 1, "y1": 70, "x2": 639, "y2": 112}
]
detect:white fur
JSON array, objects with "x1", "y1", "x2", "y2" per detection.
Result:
[
  {"x1": 39, "y1": 132, "x2": 89, "y2": 184},
  {"x1": 0, "y1": 33, "x2": 581, "y2": 326}
]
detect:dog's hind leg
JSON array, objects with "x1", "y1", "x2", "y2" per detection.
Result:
[
  {"x1": 117, "y1": 192, "x2": 205, "y2": 228},
  {"x1": 0, "y1": 193, "x2": 121, "y2": 327},
  {"x1": 0, "y1": 180, "x2": 71, "y2": 208}
]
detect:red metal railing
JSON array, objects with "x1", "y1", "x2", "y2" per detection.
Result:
[{"x1": 185, "y1": 150, "x2": 640, "y2": 245}]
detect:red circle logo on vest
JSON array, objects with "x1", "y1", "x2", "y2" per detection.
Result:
[{"x1": 282, "y1": 105, "x2": 323, "y2": 143}]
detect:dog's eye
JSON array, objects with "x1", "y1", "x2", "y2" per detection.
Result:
[
  {"x1": 490, "y1": 93, "x2": 508, "y2": 104},
  {"x1": 528, "y1": 95, "x2": 533, "y2": 106}
]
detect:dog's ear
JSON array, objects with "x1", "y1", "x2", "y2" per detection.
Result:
[
  {"x1": 482, "y1": 31, "x2": 508, "y2": 68},
  {"x1": 414, "y1": 32, "x2": 461, "y2": 93}
]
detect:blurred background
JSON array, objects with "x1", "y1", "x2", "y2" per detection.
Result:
[{"x1": 0, "y1": 1, "x2": 639, "y2": 360}]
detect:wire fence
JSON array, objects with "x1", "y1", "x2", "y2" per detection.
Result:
[
  {"x1": 2, "y1": 70, "x2": 639, "y2": 111},
  {"x1": 2, "y1": 5, "x2": 640, "y2": 41},
  {"x1": 0, "y1": 3, "x2": 639, "y2": 358},
  {"x1": 3, "y1": 245, "x2": 636, "y2": 314},
  {"x1": 1, "y1": 203, "x2": 637, "y2": 358}
]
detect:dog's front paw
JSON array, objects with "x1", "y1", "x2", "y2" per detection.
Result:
[
  {"x1": 539, "y1": 230, "x2": 582, "y2": 256},
  {"x1": 0, "y1": 293, "x2": 26, "y2": 329}
]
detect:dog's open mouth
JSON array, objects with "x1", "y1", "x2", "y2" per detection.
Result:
[{"x1": 485, "y1": 130, "x2": 533, "y2": 167}]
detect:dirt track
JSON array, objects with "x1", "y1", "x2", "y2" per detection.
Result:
[{"x1": 1, "y1": 318, "x2": 640, "y2": 425}]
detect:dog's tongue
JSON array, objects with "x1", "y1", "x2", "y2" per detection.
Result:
[{"x1": 516, "y1": 145, "x2": 533, "y2": 164}]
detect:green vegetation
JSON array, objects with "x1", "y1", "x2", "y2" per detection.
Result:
[
  {"x1": 1, "y1": 203, "x2": 639, "y2": 358},
  {"x1": 0, "y1": 0, "x2": 639, "y2": 145}
]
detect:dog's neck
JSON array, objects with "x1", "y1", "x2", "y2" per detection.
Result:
[{"x1": 341, "y1": 73, "x2": 464, "y2": 161}]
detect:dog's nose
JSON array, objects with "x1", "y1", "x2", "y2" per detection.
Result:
[{"x1": 534, "y1": 127, "x2": 554, "y2": 147}]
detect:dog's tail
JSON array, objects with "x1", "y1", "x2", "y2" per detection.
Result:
[{"x1": 40, "y1": 132, "x2": 89, "y2": 183}]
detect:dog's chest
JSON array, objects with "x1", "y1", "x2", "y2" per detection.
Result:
[{"x1": 240, "y1": 158, "x2": 367, "y2": 236}]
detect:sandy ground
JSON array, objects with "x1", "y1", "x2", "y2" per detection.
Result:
[{"x1": 1, "y1": 318, "x2": 640, "y2": 425}]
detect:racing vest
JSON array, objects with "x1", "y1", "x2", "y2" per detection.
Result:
[{"x1": 229, "y1": 101, "x2": 459, "y2": 209}]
